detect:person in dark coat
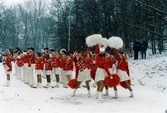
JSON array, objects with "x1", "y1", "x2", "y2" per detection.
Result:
[
  {"x1": 141, "y1": 39, "x2": 148, "y2": 59},
  {"x1": 133, "y1": 39, "x2": 141, "y2": 60}
]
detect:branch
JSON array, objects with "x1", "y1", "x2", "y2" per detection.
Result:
[
  {"x1": 135, "y1": 0, "x2": 167, "y2": 14},
  {"x1": 119, "y1": 19, "x2": 166, "y2": 37}
]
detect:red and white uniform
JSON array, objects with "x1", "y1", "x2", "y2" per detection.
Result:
[
  {"x1": 27, "y1": 51, "x2": 35, "y2": 68},
  {"x1": 2, "y1": 54, "x2": 12, "y2": 74},
  {"x1": 35, "y1": 57, "x2": 44, "y2": 75},
  {"x1": 51, "y1": 56, "x2": 61, "y2": 75},
  {"x1": 74, "y1": 59, "x2": 91, "y2": 81},
  {"x1": 44, "y1": 59, "x2": 52, "y2": 75},
  {"x1": 63, "y1": 56, "x2": 73, "y2": 75},
  {"x1": 27, "y1": 51, "x2": 35, "y2": 86},
  {"x1": 113, "y1": 48, "x2": 130, "y2": 82},
  {"x1": 105, "y1": 54, "x2": 116, "y2": 74},
  {"x1": 15, "y1": 55, "x2": 24, "y2": 80},
  {"x1": 95, "y1": 54, "x2": 112, "y2": 82}
]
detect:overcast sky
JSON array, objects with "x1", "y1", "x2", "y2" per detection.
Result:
[
  {"x1": 4, "y1": 0, "x2": 51, "y2": 6},
  {"x1": 4, "y1": 0, "x2": 24, "y2": 5}
]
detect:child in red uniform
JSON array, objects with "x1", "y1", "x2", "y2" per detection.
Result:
[
  {"x1": 27, "y1": 47, "x2": 35, "y2": 86},
  {"x1": 43, "y1": 54, "x2": 53, "y2": 88},
  {"x1": 51, "y1": 51, "x2": 61, "y2": 88},
  {"x1": 1, "y1": 49, "x2": 13, "y2": 87},
  {"x1": 31, "y1": 52, "x2": 45, "y2": 88},
  {"x1": 103, "y1": 52, "x2": 116, "y2": 96},
  {"x1": 95, "y1": 45, "x2": 113, "y2": 101},
  {"x1": 15, "y1": 51, "x2": 24, "y2": 80},
  {"x1": 112, "y1": 48, "x2": 134, "y2": 98},
  {"x1": 71, "y1": 52, "x2": 91, "y2": 97},
  {"x1": 62, "y1": 51, "x2": 73, "y2": 88}
]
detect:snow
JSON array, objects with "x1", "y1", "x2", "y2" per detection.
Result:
[{"x1": 0, "y1": 51, "x2": 167, "y2": 113}]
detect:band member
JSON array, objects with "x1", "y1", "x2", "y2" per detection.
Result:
[
  {"x1": 103, "y1": 52, "x2": 116, "y2": 96},
  {"x1": 71, "y1": 51, "x2": 91, "y2": 97},
  {"x1": 27, "y1": 47, "x2": 35, "y2": 86},
  {"x1": 62, "y1": 50, "x2": 73, "y2": 88},
  {"x1": 1, "y1": 49, "x2": 13, "y2": 87},
  {"x1": 43, "y1": 53, "x2": 53, "y2": 88},
  {"x1": 15, "y1": 51, "x2": 24, "y2": 80},
  {"x1": 112, "y1": 48, "x2": 134, "y2": 98},
  {"x1": 95, "y1": 44, "x2": 113, "y2": 101},
  {"x1": 31, "y1": 52, "x2": 45, "y2": 88},
  {"x1": 51, "y1": 51, "x2": 61, "y2": 88}
]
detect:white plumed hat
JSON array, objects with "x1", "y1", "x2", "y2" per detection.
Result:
[
  {"x1": 100, "y1": 38, "x2": 108, "y2": 48},
  {"x1": 99, "y1": 38, "x2": 108, "y2": 52},
  {"x1": 86, "y1": 34, "x2": 102, "y2": 47},
  {"x1": 108, "y1": 36, "x2": 123, "y2": 49}
]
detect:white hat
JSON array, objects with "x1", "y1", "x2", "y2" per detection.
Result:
[{"x1": 99, "y1": 45, "x2": 105, "y2": 52}]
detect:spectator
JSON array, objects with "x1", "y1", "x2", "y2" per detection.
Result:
[
  {"x1": 141, "y1": 39, "x2": 148, "y2": 59},
  {"x1": 133, "y1": 39, "x2": 141, "y2": 60}
]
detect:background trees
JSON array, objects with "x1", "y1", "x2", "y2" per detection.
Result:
[{"x1": 0, "y1": 0, "x2": 167, "y2": 54}]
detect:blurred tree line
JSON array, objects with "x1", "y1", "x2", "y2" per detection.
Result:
[{"x1": 0, "y1": 0, "x2": 167, "y2": 54}]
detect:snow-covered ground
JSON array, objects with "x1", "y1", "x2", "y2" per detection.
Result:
[{"x1": 0, "y1": 51, "x2": 167, "y2": 113}]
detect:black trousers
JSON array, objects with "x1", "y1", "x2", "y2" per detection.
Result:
[{"x1": 134, "y1": 50, "x2": 139, "y2": 60}]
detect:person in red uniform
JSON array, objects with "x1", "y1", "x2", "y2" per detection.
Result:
[
  {"x1": 103, "y1": 52, "x2": 116, "y2": 96},
  {"x1": 90, "y1": 51, "x2": 97, "y2": 88},
  {"x1": 71, "y1": 51, "x2": 91, "y2": 97},
  {"x1": 112, "y1": 48, "x2": 134, "y2": 98},
  {"x1": 27, "y1": 47, "x2": 35, "y2": 86},
  {"x1": 59, "y1": 49, "x2": 67, "y2": 85},
  {"x1": 15, "y1": 51, "x2": 24, "y2": 80},
  {"x1": 21, "y1": 50, "x2": 28, "y2": 82},
  {"x1": 62, "y1": 51, "x2": 73, "y2": 88},
  {"x1": 51, "y1": 51, "x2": 61, "y2": 88},
  {"x1": 31, "y1": 52, "x2": 45, "y2": 88},
  {"x1": 1, "y1": 49, "x2": 13, "y2": 86},
  {"x1": 81, "y1": 48, "x2": 93, "y2": 88},
  {"x1": 43, "y1": 52, "x2": 53, "y2": 88},
  {"x1": 95, "y1": 45, "x2": 113, "y2": 101}
]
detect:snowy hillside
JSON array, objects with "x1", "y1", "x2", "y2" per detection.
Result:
[
  {"x1": 129, "y1": 53, "x2": 167, "y2": 93},
  {"x1": 0, "y1": 52, "x2": 167, "y2": 113}
]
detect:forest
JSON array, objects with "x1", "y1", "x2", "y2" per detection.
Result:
[{"x1": 0, "y1": 0, "x2": 167, "y2": 54}]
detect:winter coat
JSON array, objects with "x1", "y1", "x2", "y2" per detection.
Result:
[
  {"x1": 133, "y1": 41, "x2": 141, "y2": 51},
  {"x1": 141, "y1": 41, "x2": 148, "y2": 51}
]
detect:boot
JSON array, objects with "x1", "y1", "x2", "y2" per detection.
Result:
[
  {"x1": 71, "y1": 89, "x2": 77, "y2": 97},
  {"x1": 88, "y1": 90, "x2": 91, "y2": 98},
  {"x1": 44, "y1": 82, "x2": 50, "y2": 88},
  {"x1": 112, "y1": 90, "x2": 118, "y2": 99},
  {"x1": 54, "y1": 82, "x2": 60, "y2": 88},
  {"x1": 98, "y1": 92, "x2": 103, "y2": 101},
  {"x1": 129, "y1": 91, "x2": 134, "y2": 98},
  {"x1": 103, "y1": 89, "x2": 109, "y2": 96},
  {"x1": 92, "y1": 81, "x2": 97, "y2": 88},
  {"x1": 4, "y1": 80, "x2": 10, "y2": 87},
  {"x1": 38, "y1": 83, "x2": 42, "y2": 88}
]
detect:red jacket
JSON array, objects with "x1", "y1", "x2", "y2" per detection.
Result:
[
  {"x1": 63, "y1": 56, "x2": 73, "y2": 71},
  {"x1": 105, "y1": 55, "x2": 116, "y2": 68},
  {"x1": 95, "y1": 54, "x2": 112, "y2": 77},
  {"x1": 59, "y1": 57, "x2": 64, "y2": 68},
  {"x1": 15, "y1": 56, "x2": 24, "y2": 67},
  {"x1": 27, "y1": 51, "x2": 35, "y2": 67},
  {"x1": 21, "y1": 54, "x2": 29, "y2": 64},
  {"x1": 44, "y1": 59, "x2": 52, "y2": 71},
  {"x1": 113, "y1": 48, "x2": 130, "y2": 76},
  {"x1": 2, "y1": 54, "x2": 12, "y2": 71},
  {"x1": 35, "y1": 57, "x2": 44, "y2": 70},
  {"x1": 74, "y1": 58, "x2": 88, "y2": 79},
  {"x1": 51, "y1": 56, "x2": 60, "y2": 68}
]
